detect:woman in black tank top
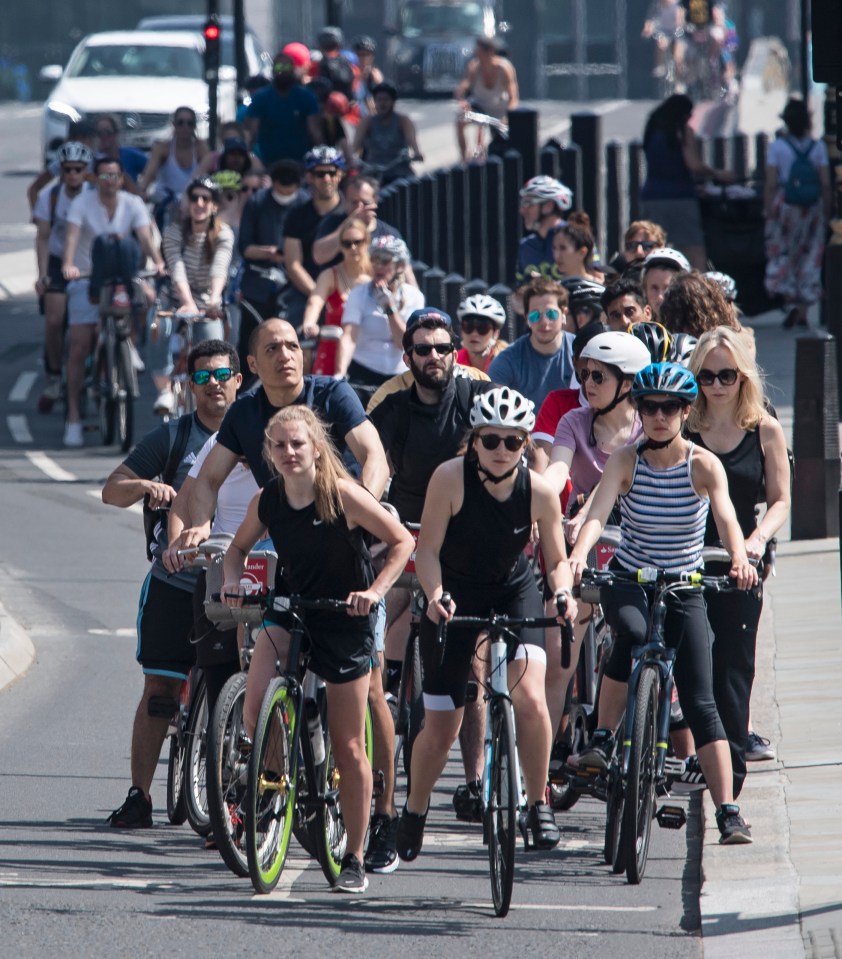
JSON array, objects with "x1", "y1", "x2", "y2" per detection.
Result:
[
  {"x1": 688, "y1": 328, "x2": 791, "y2": 795},
  {"x1": 222, "y1": 405, "x2": 414, "y2": 882},
  {"x1": 396, "y1": 387, "x2": 577, "y2": 858}
]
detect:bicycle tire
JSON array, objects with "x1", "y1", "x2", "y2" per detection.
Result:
[
  {"x1": 549, "y1": 703, "x2": 587, "y2": 812},
  {"x1": 246, "y1": 678, "x2": 297, "y2": 893},
  {"x1": 116, "y1": 338, "x2": 135, "y2": 452},
  {"x1": 397, "y1": 624, "x2": 425, "y2": 784},
  {"x1": 206, "y1": 671, "x2": 249, "y2": 877},
  {"x1": 622, "y1": 667, "x2": 659, "y2": 885},
  {"x1": 604, "y1": 727, "x2": 626, "y2": 871},
  {"x1": 184, "y1": 677, "x2": 211, "y2": 836},
  {"x1": 166, "y1": 730, "x2": 188, "y2": 825},
  {"x1": 98, "y1": 333, "x2": 117, "y2": 446},
  {"x1": 487, "y1": 698, "x2": 518, "y2": 918}
]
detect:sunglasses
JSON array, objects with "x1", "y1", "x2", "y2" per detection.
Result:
[
  {"x1": 190, "y1": 367, "x2": 234, "y2": 385},
  {"x1": 62, "y1": 165, "x2": 86, "y2": 174},
  {"x1": 460, "y1": 318, "x2": 493, "y2": 335},
  {"x1": 97, "y1": 172, "x2": 121, "y2": 181},
  {"x1": 341, "y1": 238, "x2": 365, "y2": 249},
  {"x1": 638, "y1": 399, "x2": 684, "y2": 417},
  {"x1": 189, "y1": 193, "x2": 213, "y2": 204},
  {"x1": 697, "y1": 367, "x2": 739, "y2": 387},
  {"x1": 625, "y1": 239, "x2": 657, "y2": 253},
  {"x1": 312, "y1": 169, "x2": 339, "y2": 179},
  {"x1": 577, "y1": 367, "x2": 608, "y2": 385},
  {"x1": 527, "y1": 308, "x2": 561, "y2": 324},
  {"x1": 411, "y1": 342, "x2": 454, "y2": 357},
  {"x1": 223, "y1": 192, "x2": 238, "y2": 202},
  {"x1": 175, "y1": 118, "x2": 196, "y2": 127},
  {"x1": 478, "y1": 433, "x2": 527, "y2": 452}
]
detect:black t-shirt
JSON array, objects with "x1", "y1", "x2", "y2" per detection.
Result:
[
  {"x1": 283, "y1": 197, "x2": 342, "y2": 281},
  {"x1": 313, "y1": 215, "x2": 404, "y2": 270},
  {"x1": 215, "y1": 377, "x2": 368, "y2": 487},
  {"x1": 369, "y1": 376, "x2": 495, "y2": 523},
  {"x1": 238, "y1": 187, "x2": 308, "y2": 301}
]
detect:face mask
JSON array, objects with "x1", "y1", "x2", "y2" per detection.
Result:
[
  {"x1": 274, "y1": 74, "x2": 296, "y2": 92},
  {"x1": 272, "y1": 190, "x2": 297, "y2": 206}
]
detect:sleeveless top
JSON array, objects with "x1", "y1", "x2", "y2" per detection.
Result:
[
  {"x1": 364, "y1": 114, "x2": 408, "y2": 167},
  {"x1": 439, "y1": 457, "x2": 533, "y2": 588},
  {"x1": 258, "y1": 479, "x2": 374, "y2": 635},
  {"x1": 312, "y1": 269, "x2": 346, "y2": 376},
  {"x1": 686, "y1": 428, "x2": 765, "y2": 543},
  {"x1": 641, "y1": 129, "x2": 696, "y2": 201},
  {"x1": 472, "y1": 65, "x2": 509, "y2": 119},
  {"x1": 615, "y1": 442, "x2": 709, "y2": 574},
  {"x1": 157, "y1": 139, "x2": 199, "y2": 198}
]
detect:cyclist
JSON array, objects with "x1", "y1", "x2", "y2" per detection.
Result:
[
  {"x1": 514, "y1": 176, "x2": 574, "y2": 295},
  {"x1": 567, "y1": 362, "x2": 757, "y2": 844},
  {"x1": 602, "y1": 278, "x2": 653, "y2": 332},
  {"x1": 455, "y1": 294, "x2": 508, "y2": 373},
  {"x1": 640, "y1": 246, "x2": 690, "y2": 322},
  {"x1": 351, "y1": 82, "x2": 423, "y2": 186},
  {"x1": 222, "y1": 405, "x2": 414, "y2": 892},
  {"x1": 562, "y1": 277, "x2": 607, "y2": 332},
  {"x1": 552, "y1": 214, "x2": 602, "y2": 283},
  {"x1": 32, "y1": 141, "x2": 93, "y2": 413},
  {"x1": 454, "y1": 36, "x2": 519, "y2": 164},
  {"x1": 641, "y1": 0, "x2": 687, "y2": 89},
  {"x1": 397, "y1": 387, "x2": 577, "y2": 860},
  {"x1": 102, "y1": 339, "x2": 240, "y2": 829},
  {"x1": 353, "y1": 35, "x2": 385, "y2": 118}
]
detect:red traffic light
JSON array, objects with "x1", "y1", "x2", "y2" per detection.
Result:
[{"x1": 204, "y1": 23, "x2": 220, "y2": 40}]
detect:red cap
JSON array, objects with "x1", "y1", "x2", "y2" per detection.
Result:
[
  {"x1": 325, "y1": 92, "x2": 350, "y2": 116},
  {"x1": 282, "y1": 42, "x2": 311, "y2": 69}
]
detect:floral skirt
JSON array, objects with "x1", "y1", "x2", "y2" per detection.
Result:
[{"x1": 764, "y1": 193, "x2": 825, "y2": 305}]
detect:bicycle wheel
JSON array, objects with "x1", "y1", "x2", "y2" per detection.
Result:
[
  {"x1": 206, "y1": 671, "x2": 249, "y2": 877},
  {"x1": 184, "y1": 677, "x2": 211, "y2": 836},
  {"x1": 397, "y1": 624, "x2": 425, "y2": 782},
  {"x1": 115, "y1": 338, "x2": 135, "y2": 452},
  {"x1": 246, "y1": 678, "x2": 297, "y2": 894},
  {"x1": 622, "y1": 668, "x2": 659, "y2": 885},
  {"x1": 98, "y1": 334, "x2": 117, "y2": 446},
  {"x1": 549, "y1": 702, "x2": 588, "y2": 812},
  {"x1": 166, "y1": 729, "x2": 188, "y2": 825},
  {"x1": 486, "y1": 698, "x2": 518, "y2": 918},
  {"x1": 311, "y1": 701, "x2": 375, "y2": 886}
]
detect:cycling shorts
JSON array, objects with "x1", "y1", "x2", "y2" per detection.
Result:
[
  {"x1": 46, "y1": 254, "x2": 69, "y2": 294},
  {"x1": 136, "y1": 573, "x2": 197, "y2": 680}
]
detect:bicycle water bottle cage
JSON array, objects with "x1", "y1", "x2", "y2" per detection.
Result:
[{"x1": 147, "y1": 695, "x2": 179, "y2": 719}]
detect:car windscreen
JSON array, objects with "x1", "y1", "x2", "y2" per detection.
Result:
[
  {"x1": 401, "y1": 2, "x2": 486, "y2": 38},
  {"x1": 68, "y1": 44, "x2": 203, "y2": 80}
]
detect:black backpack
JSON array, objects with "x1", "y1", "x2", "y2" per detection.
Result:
[
  {"x1": 142, "y1": 413, "x2": 194, "y2": 561},
  {"x1": 319, "y1": 54, "x2": 355, "y2": 99}
]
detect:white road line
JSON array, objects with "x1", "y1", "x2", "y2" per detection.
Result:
[
  {"x1": 0, "y1": 877, "x2": 176, "y2": 889},
  {"x1": 463, "y1": 902, "x2": 657, "y2": 912},
  {"x1": 252, "y1": 856, "x2": 310, "y2": 900},
  {"x1": 25, "y1": 450, "x2": 75, "y2": 482},
  {"x1": 9, "y1": 371, "x2": 37, "y2": 403},
  {"x1": 7, "y1": 415, "x2": 33, "y2": 444},
  {"x1": 85, "y1": 489, "x2": 143, "y2": 515}
]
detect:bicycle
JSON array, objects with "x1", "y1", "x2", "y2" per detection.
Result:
[
  {"x1": 437, "y1": 593, "x2": 573, "y2": 917},
  {"x1": 165, "y1": 667, "x2": 208, "y2": 831},
  {"x1": 150, "y1": 308, "x2": 221, "y2": 420},
  {"x1": 352, "y1": 148, "x2": 422, "y2": 186},
  {"x1": 577, "y1": 561, "x2": 742, "y2": 885},
  {"x1": 457, "y1": 105, "x2": 510, "y2": 164}
]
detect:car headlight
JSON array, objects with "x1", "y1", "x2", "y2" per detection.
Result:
[
  {"x1": 395, "y1": 46, "x2": 415, "y2": 66},
  {"x1": 46, "y1": 100, "x2": 82, "y2": 125}
]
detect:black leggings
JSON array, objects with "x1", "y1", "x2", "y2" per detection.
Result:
[{"x1": 603, "y1": 580, "x2": 725, "y2": 750}]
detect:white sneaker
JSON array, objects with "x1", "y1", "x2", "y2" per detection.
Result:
[
  {"x1": 154, "y1": 389, "x2": 175, "y2": 416},
  {"x1": 63, "y1": 421, "x2": 84, "y2": 448},
  {"x1": 38, "y1": 376, "x2": 62, "y2": 413},
  {"x1": 127, "y1": 341, "x2": 145, "y2": 373}
]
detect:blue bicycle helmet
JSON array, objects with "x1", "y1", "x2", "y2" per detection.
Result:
[
  {"x1": 304, "y1": 146, "x2": 346, "y2": 170},
  {"x1": 632, "y1": 362, "x2": 698, "y2": 403}
]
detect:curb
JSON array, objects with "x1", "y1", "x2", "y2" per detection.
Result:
[{"x1": 0, "y1": 600, "x2": 35, "y2": 692}]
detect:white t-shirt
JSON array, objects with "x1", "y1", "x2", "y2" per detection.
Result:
[
  {"x1": 33, "y1": 183, "x2": 82, "y2": 258},
  {"x1": 188, "y1": 433, "x2": 259, "y2": 536},
  {"x1": 767, "y1": 135, "x2": 828, "y2": 184},
  {"x1": 65, "y1": 189, "x2": 150, "y2": 273},
  {"x1": 341, "y1": 281, "x2": 425, "y2": 376}
]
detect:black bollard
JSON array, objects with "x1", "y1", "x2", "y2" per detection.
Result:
[
  {"x1": 502, "y1": 149, "x2": 524, "y2": 285},
  {"x1": 406, "y1": 177, "x2": 422, "y2": 260},
  {"x1": 450, "y1": 166, "x2": 469, "y2": 277},
  {"x1": 378, "y1": 185, "x2": 396, "y2": 228},
  {"x1": 421, "y1": 266, "x2": 446, "y2": 308},
  {"x1": 485, "y1": 157, "x2": 506, "y2": 286},
  {"x1": 488, "y1": 282, "x2": 515, "y2": 342},
  {"x1": 462, "y1": 277, "x2": 488, "y2": 297},
  {"x1": 467, "y1": 163, "x2": 487, "y2": 281},
  {"x1": 754, "y1": 133, "x2": 768, "y2": 185},
  {"x1": 823, "y1": 244, "x2": 842, "y2": 391},
  {"x1": 733, "y1": 134, "x2": 749, "y2": 182},
  {"x1": 559, "y1": 145, "x2": 583, "y2": 211},
  {"x1": 605, "y1": 142, "x2": 624, "y2": 263},
  {"x1": 628, "y1": 141, "x2": 645, "y2": 223},
  {"x1": 435, "y1": 169, "x2": 452, "y2": 272},
  {"x1": 540, "y1": 140, "x2": 562, "y2": 179},
  {"x1": 713, "y1": 135, "x2": 729, "y2": 173},
  {"x1": 791, "y1": 332, "x2": 841, "y2": 539},
  {"x1": 571, "y1": 113, "x2": 604, "y2": 248},
  {"x1": 419, "y1": 174, "x2": 438, "y2": 267},
  {"x1": 507, "y1": 107, "x2": 539, "y2": 180},
  {"x1": 442, "y1": 273, "x2": 466, "y2": 322}
]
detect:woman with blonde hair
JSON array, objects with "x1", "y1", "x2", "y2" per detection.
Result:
[
  {"x1": 222, "y1": 405, "x2": 414, "y2": 892},
  {"x1": 687, "y1": 326, "x2": 790, "y2": 791}
]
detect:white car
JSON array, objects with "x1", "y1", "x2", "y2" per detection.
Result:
[{"x1": 40, "y1": 30, "x2": 247, "y2": 157}]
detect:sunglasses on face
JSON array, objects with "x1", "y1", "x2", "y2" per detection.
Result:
[
  {"x1": 312, "y1": 169, "x2": 339, "y2": 179},
  {"x1": 97, "y1": 172, "x2": 121, "y2": 181},
  {"x1": 577, "y1": 367, "x2": 608, "y2": 385},
  {"x1": 62, "y1": 165, "x2": 86, "y2": 174},
  {"x1": 341, "y1": 237, "x2": 365, "y2": 249},
  {"x1": 638, "y1": 399, "x2": 684, "y2": 417},
  {"x1": 625, "y1": 239, "x2": 656, "y2": 253},
  {"x1": 175, "y1": 118, "x2": 196, "y2": 127},
  {"x1": 189, "y1": 193, "x2": 213, "y2": 204},
  {"x1": 478, "y1": 433, "x2": 527, "y2": 452},
  {"x1": 460, "y1": 318, "x2": 493, "y2": 335},
  {"x1": 526, "y1": 308, "x2": 561, "y2": 324},
  {"x1": 190, "y1": 367, "x2": 234, "y2": 385},
  {"x1": 697, "y1": 367, "x2": 739, "y2": 387},
  {"x1": 411, "y1": 342, "x2": 454, "y2": 357}
]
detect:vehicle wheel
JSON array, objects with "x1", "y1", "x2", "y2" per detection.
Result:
[
  {"x1": 622, "y1": 668, "x2": 659, "y2": 885},
  {"x1": 116, "y1": 339, "x2": 135, "y2": 452},
  {"x1": 397, "y1": 624, "x2": 424, "y2": 785},
  {"x1": 98, "y1": 336, "x2": 116, "y2": 446},
  {"x1": 184, "y1": 677, "x2": 211, "y2": 836},
  {"x1": 206, "y1": 671, "x2": 249, "y2": 877},
  {"x1": 166, "y1": 729, "x2": 188, "y2": 826},
  {"x1": 246, "y1": 678, "x2": 297, "y2": 893},
  {"x1": 487, "y1": 699, "x2": 518, "y2": 917}
]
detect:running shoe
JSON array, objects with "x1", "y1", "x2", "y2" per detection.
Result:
[
  {"x1": 38, "y1": 376, "x2": 62, "y2": 413},
  {"x1": 364, "y1": 814, "x2": 399, "y2": 874},
  {"x1": 452, "y1": 780, "x2": 483, "y2": 823},
  {"x1": 154, "y1": 390, "x2": 175, "y2": 416},
  {"x1": 574, "y1": 728, "x2": 615, "y2": 771},
  {"x1": 333, "y1": 853, "x2": 368, "y2": 893},
  {"x1": 63, "y1": 421, "x2": 84, "y2": 448},
  {"x1": 396, "y1": 804, "x2": 427, "y2": 862},
  {"x1": 745, "y1": 732, "x2": 775, "y2": 761},
  {"x1": 716, "y1": 803, "x2": 753, "y2": 845},
  {"x1": 526, "y1": 801, "x2": 561, "y2": 849},
  {"x1": 107, "y1": 786, "x2": 153, "y2": 829}
]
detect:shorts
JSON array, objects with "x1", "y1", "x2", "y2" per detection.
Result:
[
  {"x1": 263, "y1": 604, "x2": 374, "y2": 686},
  {"x1": 136, "y1": 572, "x2": 197, "y2": 680},
  {"x1": 46, "y1": 254, "x2": 68, "y2": 294},
  {"x1": 66, "y1": 278, "x2": 99, "y2": 327},
  {"x1": 639, "y1": 197, "x2": 705, "y2": 251}
]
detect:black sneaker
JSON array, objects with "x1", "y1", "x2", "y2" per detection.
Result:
[
  {"x1": 396, "y1": 804, "x2": 427, "y2": 862},
  {"x1": 526, "y1": 801, "x2": 561, "y2": 850},
  {"x1": 107, "y1": 786, "x2": 152, "y2": 829},
  {"x1": 745, "y1": 731, "x2": 775, "y2": 762},
  {"x1": 678, "y1": 755, "x2": 707, "y2": 788},
  {"x1": 452, "y1": 780, "x2": 483, "y2": 823},
  {"x1": 548, "y1": 740, "x2": 572, "y2": 782},
  {"x1": 575, "y1": 728, "x2": 615, "y2": 771},
  {"x1": 333, "y1": 853, "x2": 368, "y2": 893},
  {"x1": 716, "y1": 803, "x2": 753, "y2": 845},
  {"x1": 364, "y1": 814, "x2": 399, "y2": 874}
]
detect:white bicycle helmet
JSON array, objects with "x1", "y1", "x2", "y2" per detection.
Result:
[
  {"x1": 57, "y1": 141, "x2": 93, "y2": 166},
  {"x1": 470, "y1": 387, "x2": 535, "y2": 433},
  {"x1": 457, "y1": 294, "x2": 507, "y2": 328},
  {"x1": 518, "y1": 175, "x2": 573, "y2": 213},
  {"x1": 369, "y1": 234, "x2": 410, "y2": 262},
  {"x1": 642, "y1": 246, "x2": 691, "y2": 273},
  {"x1": 579, "y1": 331, "x2": 652, "y2": 376},
  {"x1": 704, "y1": 270, "x2": 738, "y2": 302},
  {"x1": 667, "y1": 332, "x2": 699, "y2": 367},
  {"x1": 304, "y1": 145, "x2": 346, "y2": 170}
]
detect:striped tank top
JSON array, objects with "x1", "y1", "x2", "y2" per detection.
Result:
[{"x1": 615, "y1": 443, "x2": 709, "y2": 574}]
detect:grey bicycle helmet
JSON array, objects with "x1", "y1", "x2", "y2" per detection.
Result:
[
  {"x1": 369, "y1": 234, "x2": 410, "y2": 262},
  {"x1": 579, "y1": 331, "x2": 652, "y2": 376},
  {"x1": 470, "y1": 387, "x2": 535, "y2": 432},
  {"x1": 642, "y1": 246, "x2": 691, "y2": 273},
  {"x1": 632, "y1": 362, "x2": 698, "y2": 403},
  {"x1": 629, "y1": 320, "x2": 671, "y2": 363},
  {"x1": 704, "y1": 270, "x2": 738, "y2": 302},
  {"x1": 518, "y1": 175, "x2": 573, "y2": 212},
  {"x1": 667, "y1": 332, "x2": 699, "y2": 367},
  {"x1": 457, "y1": 293, "x2": 507, "y2": 328},
  {"x1": 187, "y1": 175, "x2": 221, "y2": 200},
  {"x1": 318, "y1": 26, "x2": 344, "y2": 48},
  {"x1": 304, "y1": 145, "x2": 346, "y2": 170},
  {"x1": 57, "y1": 141, "x2": 93, "y2": 166}
]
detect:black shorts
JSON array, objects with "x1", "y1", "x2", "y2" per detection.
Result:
[
  {"x1": 46, "y1": 254, "x2": 68, "y2": 294},
  {"x1": 263, "y1": 606, "x2": 374, "y2": 686},
  {"x1": 192, "y1": 570, "x2": 239, "y2": 669},
  {"x1": 419, "y1": 572, "x2": 547, "y2": 710},
  {"x1": 136, "y1": 573, "x2": 197, "y2": 680}
]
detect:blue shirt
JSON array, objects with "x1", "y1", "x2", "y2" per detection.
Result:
[
  {"x1": 515, "y1": 223, "x2": 566, "y2": 287},
  {"x1": 487, "y1": 333, "x2": 574, "y2": 411},
  {"x1": 119, "y1": 146, "x2": 149, "y2": 183},
  {"x1": 246, "y1": 84, "x2": 320, "y2": 164}
]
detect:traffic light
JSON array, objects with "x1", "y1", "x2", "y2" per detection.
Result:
[{"x1": 204, "y1": 16, "x2": 221, "y2": 79}]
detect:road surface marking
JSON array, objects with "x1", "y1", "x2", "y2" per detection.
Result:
[
  {"x1": 7, "y1": 415, "x2": 33, "y2": 444},
  {"x1": 0, "y1": 876, "x2": 176, "y2": 890},
  {"x1": 252, "y1": 856, "x2": 309, "y2": 900},
  {"x1": 88, "y1": 628, "x2": 136, "y2": 637},
  {"x1": 25, "y1": 450, "x2": 75, "y2": 481},
  {"x1": 85, "y1": 489, "x2": 143, "y2": 515},
  {"x1": 9, "y1": 371, "x2": 37, "y2": 403},
  {"x1": 464, "y1": 902, "x2": 657, "y2": 912}
]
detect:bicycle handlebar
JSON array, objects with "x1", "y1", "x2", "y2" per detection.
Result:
[
  {"x1": 213, "y1": 592, "x2": 351, "y2": 613},
  {"x1": 579, "y1": 567, "x2": 736, "y2": 593}
]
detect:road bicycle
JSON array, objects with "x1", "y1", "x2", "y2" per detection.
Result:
[
  {"x1": 352, "y1": 148, "x2": 422, "y2": 186},
  {"x1": 437, "y1": 594, "x2": 573, "y2": 917}
]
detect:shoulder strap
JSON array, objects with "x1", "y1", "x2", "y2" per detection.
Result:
[
  {"x1": 162, "y1": 413, "x2": 194, "y2": 486},
  {"x1": 786, "y1": 137, "x2": 813, "y2": 159}
]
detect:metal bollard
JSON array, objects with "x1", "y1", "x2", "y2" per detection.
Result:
[
  {"x1": 605, "y1": 142, "x2": 624, "y2": 262},
  {"x1": 488, "y1": 282, "x2": 514, "y2": 342},
  {"x1": 559, "y1": 145, "x2": 583, "y2": 213},
  {"x1": 421, "y1": 266, "x2": 446, "y2": 308},
  {"x1": 822, "y1": 243, "x2": 842, "y2": 385},
  {"x1": 502, "y1": 150, "x2": 524, "y2": 285},
  {"x1": 419, "y1": 174, "x2": 438, "y2": 267},
  {"x1": 435, "y1": 169, "x2": 451, "y2": 273},
  {"x1": 406, "y1": 177, "x2": 422, "y2": 260},
  {"x1": 450, "y1": 166, "x2": 469, "y2": 277},
  {"x1": 442, "y1": 273, "x2": 466, "y2": 322},
  {"x1": 791, "y1": 332, "x2": 841, "y2": 539},
  {"x1": 485, "y1": 157, "x2": 505, "y2": 287},
  {"x1": 507, "y1": 107, "x2": 539, "y2": 180},
  {"x1": 467, "y1": 162, "x2": 488, "y2": 281},
  {"x1": 571, "y1": 113, "x2": 604, "y2": 249},
  {"x1": 540, "y1": 140, "x2": 562, "y2": 179},
  {"x1": 628, "y1": 141, "x2": 645, "y2": 223}
]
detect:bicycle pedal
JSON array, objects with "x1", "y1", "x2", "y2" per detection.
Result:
[{"x1": 656, "y1": 805, "x2": 687, "y2": 830}]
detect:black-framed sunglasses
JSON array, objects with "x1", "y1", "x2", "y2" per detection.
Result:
[
  {"x1": 190, "y1": 367, "x2": 234, "y2": 385},
  {"x1": 460, "y1": 317, "x2": 493, "y2": 335},
  {"x1": 312, "y1": 168, "x2": 339, "y2": 179},
  {"x1": 578, "y1": 367, "x2": 607, "y2": 385},
  {"x1": 478, "y1": 433, "x2": 527, "y2": 452},
  {"x1": 188, "y1": 192, "x2": 213, "y2": 204},
  {"x1": 625, "y1": 239, "x2": 657, "y2": 253},
  {"x1": 341, "y1": 238, "x2": 365, "y2": 249},
  {"x1": 62, "y1": 165, "x2": 86, "y2": 174},
  {"x1": 411, "y1": 342, "x2": 454, "y2": 357},
  {"x1": 638, "y1": 399, "x2": 684, "y2": 417},
  {"x1": 697, "y1": 367, "x2": 739, "y2": 387}
]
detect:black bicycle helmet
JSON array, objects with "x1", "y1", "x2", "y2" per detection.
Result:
[
  {"x1": 353, "y1": 34, "x2": 377, "y2": 53},
  {"x1": 371, "y1": 81, "x2": 398, "y2": 101},
  {"x1": 187, "y1": 176, "x2": 221, "y2": 201},
  {"x1": 632, "y1": 362, "x2": 698, "y2": 403},
  {"x1": 629, "y1": 320, "x2": 670, "y2": 363},
  {"x1": 562, "y1": 276, "x2": 606, "y2": 310}
]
